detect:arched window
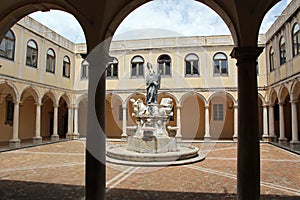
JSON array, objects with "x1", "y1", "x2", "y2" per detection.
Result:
[
  {"x1": 131, "y1": 56, "x2": 144, "y2": 77},
  {"x1": 0, "y1": 30, "x2": 15, "y2": 60},
  {"x1": 279, "y1": 37, "x2": 286, "y2": 65},
  {"x1": 185, "y1": 53, "x2": 199, "y2": 76},
  {"x1": 213, "y1": 52, "x2": 228, "y2": 75},
  {"x1": 107, "y1": 57, "x2": 118, "y2": 78},
  {"x1": 292, "y1": 23, "x2": 300, "y2": 57},
  {"x1": 81, "y1": 60, "x2": 89, "y2": 79},
  {"x1": 46, "y1": 48, "x2": 56, "y2": 73},
  {"x1": 26, "y1": 40, "x2": 38, "y2": 68},
  {"x1": 157, "y1": 54, "x2": 171, "y2": 76},
  {"x1": 62, "y1": 56, "x2": 70, "y2": 78},
  {"x1": 269, "y1": 47, "x2": 274, "y2": 72}
]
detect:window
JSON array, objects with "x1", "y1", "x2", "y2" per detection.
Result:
[
  {"x1": 62, "y1": 56, "x2": 70, "y2": 78},
  {"x1": 81, "y1": 60, "x2": 89, "y2": 79},
  {"x1": 157, "y1": 54, "x2": 171, "y2": 76},
  {"x1": 185, "y1": 53, "x2": 199, "y2": 76},
  {"x1": 292, "y1": 23, "x2": 300, "y2": 57},
  {"x1": 213, "y1": 104, "x2": 223, "y2": 121},
  {"x1": 279, "y1": 37, "x2": 286, "y2": 65},
  {"x1": 5, "y1": 95, "x2": 14, "y2": 126},
  {"x1": 213, "y1": 52, "x2": 228, "y2": 76},
  {"x1": 131, "y1": 56, "x2": 144, "y2": 77},
  {"x1": 107, "y1": 57, "x2": 118, "y2": 78},
  {"x1": 26, "y1": 40, "x2": 38, "y2": 68},
  {"x1": 46, "y1": 48, "x2": 55, "y2": 73},
  {"x1": 269, "y1": 47, "x2": 274, "y2": 72},
  {"x1": 0, "y1": 30, "x2": 15, "y2": 60},
  {"x1": 256, "y1": 58, "x2": 259, "y2": 75}
]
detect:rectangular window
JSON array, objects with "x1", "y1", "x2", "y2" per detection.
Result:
[{"x1": 213, "y1": 104, "x2": 223, "y2": 121}]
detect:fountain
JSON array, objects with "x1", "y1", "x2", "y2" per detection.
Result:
[{"x1": 106, "y1": 62, "x2": 205, "y2": 166}]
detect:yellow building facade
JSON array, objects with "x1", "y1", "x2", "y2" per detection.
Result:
[{"x1": 0, "y1": 1, "x2": 299, "y2": 150}]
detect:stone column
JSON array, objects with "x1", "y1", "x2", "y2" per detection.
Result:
[
  {"x1": 175, "y1": 105, "x2": 182, "y2": 141},
  {"x1": 233, "y1": 104, "x2": 238, "y2": 140},
  {"x1": 231, "y1": 47, "x2": 263, "y2": 200},
  {"x1": 262, "y1": 104, "x2": 269, "y2": 141},
  {"x1": 73, "y1": 106, "x2": 80, "y2": 138},
  {"x1": 268, "y1": 104, "x2": 276, "y2": 141},
  {"x1": 66, "y1": 106, "x2": 74, "y2": 139},
  {"x1": 278, "y1": 102, "x2": 287, "y2": 145},
  {"x1": 9, "y1": 98, "x2": 21, "y2": 148},
  {"x1": 121, "y1": 104, "x2": 127, "y2": 141},
  {"x1": 204, "y1": 105, "x2": 210, "y2": 139},
  {"x1": 290, "y1": 100, "x2": 300, "y2": 150},
  {"x1": 33, "y1": 100, "x2": 42, "y2": 144},
  {"x1": 51, "y1": 104, "x2": 59, "y2": 141}
]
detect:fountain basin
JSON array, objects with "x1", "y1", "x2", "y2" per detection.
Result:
[{"x1": 106, "y1": 144, "x2": 205, "y2": 166}]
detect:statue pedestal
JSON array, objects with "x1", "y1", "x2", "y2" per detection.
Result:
[{"x1": 127, "y1": 135, "x2": 177, "y2": 153}]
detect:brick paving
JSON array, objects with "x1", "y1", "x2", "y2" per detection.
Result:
[{"x1": 0, "y1": 140, "x2": 299, "y2": 199}]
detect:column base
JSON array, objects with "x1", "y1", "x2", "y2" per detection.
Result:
[
  {"x1": 262, "y1": 135, "x2": 271, "y2": 142},
  {"x1": 278, "y1": 138, "x2": 288, "y2": 146},
  {"x1": 66, "y1": 132, "x2": 80, "y2": 140},
  {"x1": 290, "y1": 141, "x2": 300, "y2": 151},
  {"x1": 269, "y1": 136, "x2": 278, "y2": 142},
  {"x1": 51, "y1": 135, "x2": 59, "y2": 141},
  {"x1": 9, "y1": 139, "x2": 21, "y2": 148},
  {"x1": 121, "y1": 135, "x2": 127, "y2": 141},
  {"x1": 204, "y1": 137, "x2": 211, "y2": 141},
  {"x1": 175, "y1": 136, "x2": 182, "y2": 142},
  {"x1": 33, "y1": 136, "x2": 43, "y2": 145},
  {"x1": 233, "y1": 136, "x2": 238, "y2": 141}
]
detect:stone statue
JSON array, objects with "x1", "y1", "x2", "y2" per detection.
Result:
[{"x1": 146, "y1": 62, "x2": 161, "y2": 104}]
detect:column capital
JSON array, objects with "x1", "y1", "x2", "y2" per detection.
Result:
[
  {"x1": 230, "y1": 46, "x2": 264, "y2": 65},
  {"x1": 290, "y1": 99, "x2": 299, "y2": 104},
  {"x1": 176, "y1": 105, "x2": 182, "y2": 109}
]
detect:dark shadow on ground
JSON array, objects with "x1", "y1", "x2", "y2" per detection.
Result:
[
  {"x1": 106, "y1": 188, "x2": 299, "y2": 200},
  {"x1": 0, "y1": 180, "x2": 84, "y2": 200},
  {"x1": 0, "y1": 180, "x2": 299, "y2": 200}
]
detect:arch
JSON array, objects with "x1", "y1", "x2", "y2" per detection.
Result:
[
  {"x1": 41, "y1": 91, "x2": 57, "y2": 106},
  {"x1": 179, "y1": 92, "x2": 207, "y2": 106},
  {"x1": 290, "y1": 80, "x2": 300, "y2": 101},
  {"x1": 125, "y1": 92, "x2": 146, "y2": 105},
  {"x1": 207, "y1": 91, "x2": 236, "y2": 105},
  {"x1": 0, "y1": 2, "x2": 88, "y2": 51},
  {"x1": 105, "y1": 0, "x2": 239, "y2": 46},
  {"x1": 269, "y1": 89, "x2": 278, "y2": 105},
  {"x1": 278, "y1": 85, "x2": 289, "y2": 103},
  {"x1": 58, "y1": 93, "x2": 71, "y2": 107},
  {"x1": 75, "y1": 94, "x2": 88, "y2": 107},
  {"x1": 0, "y1": 81, "x2": 19, "y2": 101},
  {"x1": 20, "y1": 86, "x2": 40, "y2": 103},
  {"x1": 257, "y1": 92, "x2": 266, "y2": 105}
]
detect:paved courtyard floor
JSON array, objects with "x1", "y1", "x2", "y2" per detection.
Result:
[{"x1": 0, "y1": 140, "x2": 299, "y2": 200}]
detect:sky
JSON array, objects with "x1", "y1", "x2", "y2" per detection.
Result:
[{"x1": 29, "y1": 0, "x2": 292, "y2": 44}]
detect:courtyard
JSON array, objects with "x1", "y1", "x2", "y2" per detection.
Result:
[{"x1": 0, "y1": 140, "x2": 299, "y2": 200}]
